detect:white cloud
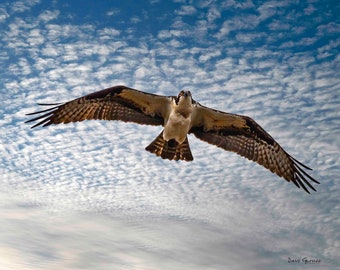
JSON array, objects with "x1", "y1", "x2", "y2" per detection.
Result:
[
  {"x1": 207, "y1": 5, "x2": 220, "y2": 22},
  {"x1": 175, "y1": 5, "x2": 197, "y2": 16},
  {"x1": 221, "y1": 0, "x2": 255, "y2": 10},
  {"x1": 10, "y1": 0, "x2": 40, "y2": 13},
  {"x1": 38, "y1": 9, "x2": 59, "y2": 22},
  {"x1": 214, "y1": 15, "x2": 259, "y2": 39},
  {"x1": 0, "y1": 7, "x2": 9, "y2": 22},
  {"x1": 317, "y1": 22, "x2": 340, "y2": 35},
  {"x1": 106, "y1": 8, "x2": 120, "y2": 17},
  {"x1": 304, "y1": 4, "x2": 317, "y2": 15},
  {"x1": 97, "y1": 27, "x2": 120, "y2": 38}
]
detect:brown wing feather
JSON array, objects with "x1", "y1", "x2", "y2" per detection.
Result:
[
  {"x1": 190, "y1": 104, "x2": 319, "y2": 193},
  {"x1": 26, "y1": 85, "x2": 171, "y2": 128}
]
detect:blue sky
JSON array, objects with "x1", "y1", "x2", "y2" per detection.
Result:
[{"x1": 0, "y1": 0, "x2": 339, "y2": 269}]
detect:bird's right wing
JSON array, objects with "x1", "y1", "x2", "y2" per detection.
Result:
[{"x1": 26, "y1": 85, "x2": 173, "y2": 128}]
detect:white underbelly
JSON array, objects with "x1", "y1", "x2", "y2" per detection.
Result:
[{"x1": 163, "y1": 114, "x2": 191, "y2": 143}]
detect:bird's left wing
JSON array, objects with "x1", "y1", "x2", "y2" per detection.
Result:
[
  {"x1": 26, "y1": 85, "x2": 172, "y2": 128},
  {"x1": 190, "y1": 103, "x2": 320, "y2": 193}
]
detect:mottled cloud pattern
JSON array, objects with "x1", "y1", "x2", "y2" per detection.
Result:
[{"x1": 0, "y1": 0, "x2": 339, "y2": 269}]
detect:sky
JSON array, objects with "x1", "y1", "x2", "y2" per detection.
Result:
[{"x1": 0, "y1": 0, "x2": 339, "y2": 269}]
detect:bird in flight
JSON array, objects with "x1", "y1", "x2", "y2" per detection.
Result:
[{"x1": 26, "y1": 85, "x2": 319, "y2": 193}]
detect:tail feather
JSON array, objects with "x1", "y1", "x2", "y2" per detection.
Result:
[{"x1": 145, "y1": 131, "x2": 193, "y2": 161}]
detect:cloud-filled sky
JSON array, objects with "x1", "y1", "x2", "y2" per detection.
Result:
[{"x1": 0, "y1": 0, "x2": 339, "y2": 269}]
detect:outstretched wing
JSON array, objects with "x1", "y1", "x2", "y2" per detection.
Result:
[
  {"x1": 190, "y1": 103, "x2": 320, "y2": 193},
  {"x1": 26, "y1": 85, "x2": 172, "y2": 128}
]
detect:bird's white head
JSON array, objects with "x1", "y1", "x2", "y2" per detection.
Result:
[{"x1": 176, "y1": 90, "x2": 192, "y2": 106}]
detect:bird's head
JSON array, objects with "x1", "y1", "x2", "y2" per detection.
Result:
[{"x1": 175, "y1": 90, "x2": 192, "y2": 106}]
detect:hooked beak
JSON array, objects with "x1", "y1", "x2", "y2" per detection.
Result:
[{"x1": 182, "y1": 90, "x2": 191, "y2": 98}]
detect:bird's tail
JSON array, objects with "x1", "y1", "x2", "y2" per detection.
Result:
[{"x1": 145, "y1": 131, "x2": 193, "y2": 161}]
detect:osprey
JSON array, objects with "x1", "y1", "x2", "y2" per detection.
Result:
[{"x1": 26, "y1": 85, "x2": 319, "y2": 193}]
